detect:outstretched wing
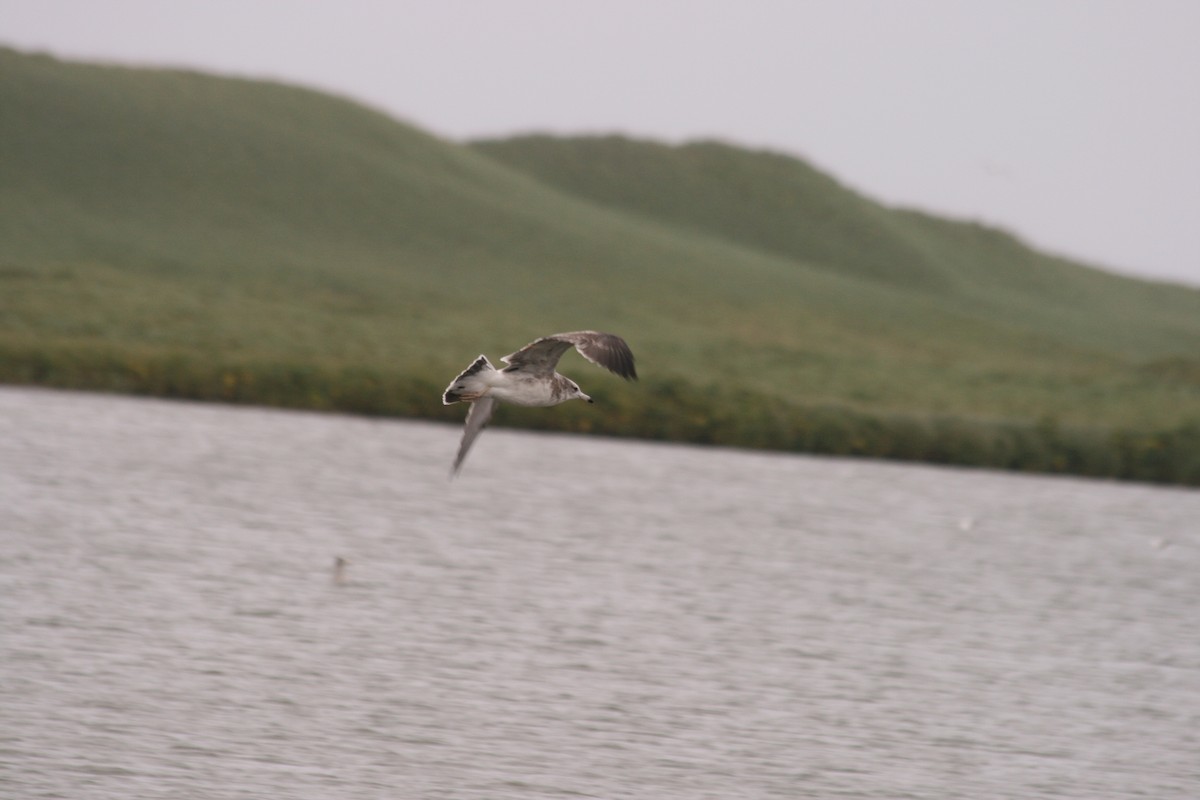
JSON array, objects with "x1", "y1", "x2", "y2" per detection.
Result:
[
  {"x1": 501, "y1": 331, "x2": 637, "y2": 380},
  {"x1": 452, "y1": 396, "x2": 496, "y2": 475}
]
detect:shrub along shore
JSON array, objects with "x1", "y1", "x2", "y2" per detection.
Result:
[{"x1": 4, "y1": 344, "x2": 1196, "y2": 487}]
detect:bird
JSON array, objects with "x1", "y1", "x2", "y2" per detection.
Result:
[
  {"x1": 333, "y1": 556, "x2": 348, "y2": 585},
  {"x1": 442, "y1": 330, "x2": 637, "y2": 474}
]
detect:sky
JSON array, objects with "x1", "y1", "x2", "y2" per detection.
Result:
[{"x1": 4, "y1": 1, "x2": 1199, "y2": 287}]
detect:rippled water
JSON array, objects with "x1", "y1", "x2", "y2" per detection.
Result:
[{"x1": 2, "y1": 386, "x2": 1198, "y2": 799}]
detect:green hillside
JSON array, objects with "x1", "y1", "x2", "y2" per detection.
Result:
[
  {"x1": 2, "y1": 48, "x2": 1199, "y2": 484},
  {"x1": 472, "y1": 135, "x2": 1200, "y2": 357}
]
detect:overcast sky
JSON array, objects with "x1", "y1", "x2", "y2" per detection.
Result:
[{"x1": 5, "y1": 0, "x2": 1199, "y2": 287}]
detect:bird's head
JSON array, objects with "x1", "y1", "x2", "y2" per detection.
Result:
[{"x1": 569, "y1": 381, "x2": 593, "y2": 403}]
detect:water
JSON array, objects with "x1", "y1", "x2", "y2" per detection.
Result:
[{"x1": 2, "y1": 386, "x2": 1198, "y2": 799}]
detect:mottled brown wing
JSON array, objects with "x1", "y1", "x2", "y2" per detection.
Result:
[
  {"x1": 502, "y1": 331, "x2": 637, "y2": 380},
  {"x1": 452, "y1": 396, "x2": 496, "y2": 475},
  {"x1": 499, "y1": 336, "x2": 576, "y2": 378},
  {"x1": 563, "y1": 331, "x2": 638, "y2": 380}
]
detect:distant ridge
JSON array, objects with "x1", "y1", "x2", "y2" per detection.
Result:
[
  {"x1": 475, "y1": 134, "x2": 954, "y2": 290},
  {"x1": 472, "y1": 134, "x2": 1200, "y2": 357},
  {"x1": 2, "y1": 47, "x2": 1198, "y2": 484}
]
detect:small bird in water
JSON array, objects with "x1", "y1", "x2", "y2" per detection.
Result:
[
  {"x1": 442, "y1": 330, "x2": 637, "y2": 474},
  {"x1": 333, "y1": 556, "x2": 348, "y2": 585}
]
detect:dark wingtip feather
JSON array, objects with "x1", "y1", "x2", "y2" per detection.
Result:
[{"x1": 600, "y1": 333, "x2": 637, "y2": 380}]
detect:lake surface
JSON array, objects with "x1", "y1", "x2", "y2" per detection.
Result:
[{"x1": 2, "y1": 386, "x2": 1198, "y2": 799}]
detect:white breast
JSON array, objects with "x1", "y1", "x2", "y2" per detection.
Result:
[{"x1": 487, "y1": 371, "x2": 564, "y2": 407}]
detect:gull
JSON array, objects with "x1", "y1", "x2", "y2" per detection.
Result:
[{"x1": 442, "y1": 331, "x2": 637, "y2": 474}]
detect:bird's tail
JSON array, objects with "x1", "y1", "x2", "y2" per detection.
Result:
[{"x1": 442, "y1": 355, "x2": 495, "y2": 404}]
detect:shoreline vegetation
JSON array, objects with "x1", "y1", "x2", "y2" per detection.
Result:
[
  {"x1": 4, "y1": 344, "x2": 1197, "y2": 487},
  {"x1": 3, "y1": 47, "x2": 1199, "y2": 487}
]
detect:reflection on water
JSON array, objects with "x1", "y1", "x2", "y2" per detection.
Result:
[{"x1": 2, "y1": 387, "x2": 1198, "y2": 799}]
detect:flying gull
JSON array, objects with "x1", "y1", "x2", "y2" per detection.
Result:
[{"x1": 442, "y1": 331, "x2": 637, "y2": 474}]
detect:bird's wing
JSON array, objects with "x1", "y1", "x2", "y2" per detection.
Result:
[
  {"x1": 452, "y1": 396, "x2": 496, "y2": 475},
  {"x1": 502, "y1": 331, "x2": 637, "y2": 380},
  {"x1": 499, "y1": 336, "x2": 575, "y2": 377}
]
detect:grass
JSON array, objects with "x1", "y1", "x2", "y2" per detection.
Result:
[{"x1": 2, "y1": 47, "x2": 1200, "y2": 485}]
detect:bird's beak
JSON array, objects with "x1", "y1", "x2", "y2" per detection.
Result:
[{"x1": 583, "y1": 394, "x2": 594, "y2": 404}]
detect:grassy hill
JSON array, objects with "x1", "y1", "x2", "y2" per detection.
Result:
[
  {"x1": 3, "y1": 47, "x2": 1199, "y2": 484},
  {"x1": 472, "y1": 134, "x2": 1200, "y2": 358}
]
